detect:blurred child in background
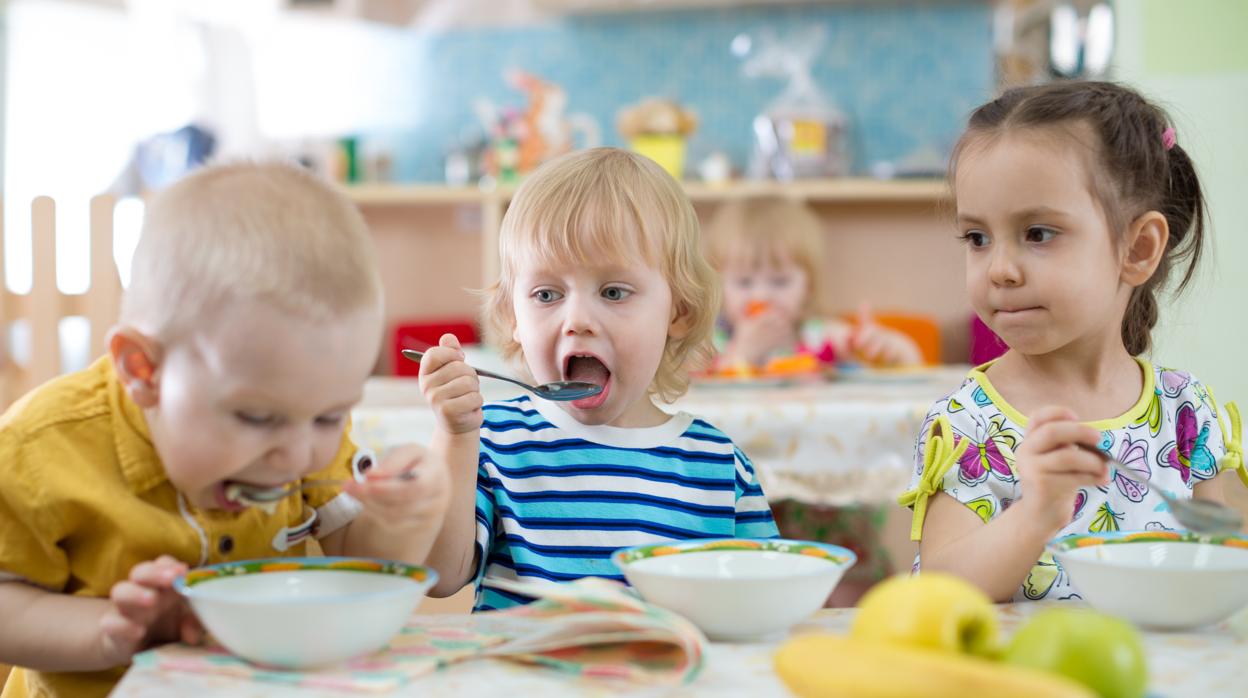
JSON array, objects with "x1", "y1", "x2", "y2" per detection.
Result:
[
  {"x1": 705, "y1": 197, "x2": 923, "y2": 372},
  {"x1": 704, "y1": 197, "x2": 924, "y2": 603}
]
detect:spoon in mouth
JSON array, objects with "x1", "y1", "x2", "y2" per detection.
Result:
[
  {"x1": 225, "y1": 471, "x2": 417, "y2": 509},
  {"x1": 401, "y1": 349, "x2": 602, "y2": 402}
]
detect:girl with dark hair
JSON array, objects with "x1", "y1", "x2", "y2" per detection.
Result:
[{"x1": 899, "y1": 81, "x2": 1245, "y2": 602}]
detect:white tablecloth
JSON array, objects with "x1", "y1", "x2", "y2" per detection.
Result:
[
  {"x1": 112, "y1": 600, "x2": 1248, "y2": 697},
  {"x1": 351, "y1": 367, "x2": 967, "y2": 506}
]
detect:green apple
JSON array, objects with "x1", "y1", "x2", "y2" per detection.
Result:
[{"x1": 1004, "y1": 608, "x2": 1147, "y2": 698}]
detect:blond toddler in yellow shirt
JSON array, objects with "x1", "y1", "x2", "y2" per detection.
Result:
[{"x1": 0, "y1": 163, "x2": 450, "y2": 698}]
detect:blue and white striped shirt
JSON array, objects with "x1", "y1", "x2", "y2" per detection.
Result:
[{"x1": 472, "y1": 395, "x2": 778, "y2": 611}]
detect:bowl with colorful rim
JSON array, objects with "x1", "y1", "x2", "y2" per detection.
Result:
[
  {"x1": 612, "y1": 538, "x2": 856, "y2": 641},
  {"x1": 1048, "y1": 531, "x2": 1248, "y2": 630},
  {"x1": 175, "y1": 556, "x2": 437, "y2": 668}
]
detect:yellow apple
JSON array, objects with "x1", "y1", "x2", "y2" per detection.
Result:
[{"x1": 851, "y1": 573, "x2": 1000, "y2": 657}]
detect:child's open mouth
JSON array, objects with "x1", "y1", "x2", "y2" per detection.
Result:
[
  {"x1": 564, "y1": 353, "x2": 611, "y2": 410},
  {"x1": 215, "y1": 479, "x2": 288, "y2": 514},
  {"x1": 214, "y1": 481, "x2": 248, "y2": 512}
]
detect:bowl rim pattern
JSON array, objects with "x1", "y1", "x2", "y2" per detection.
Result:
[
  {"x1": 1048, "y1": 530, "x2": 1248, "y2": 557},
  {"x1": 611, "y1": 537, "x2": 857, "y2": 577},
  {"x1": 174, "y1": 556, "x2": 437, "y2": 605}
]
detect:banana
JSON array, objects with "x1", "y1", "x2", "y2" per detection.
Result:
[{"x1": 774, "y1": 634, "x2": 1096, "y2": 698}]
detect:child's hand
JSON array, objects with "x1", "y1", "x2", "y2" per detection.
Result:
[
  {"x1": 852, "y1": 324, "x2": 923, "y2": 366},
  {"x1": 850, "y1": 303, "x2": 923, "y2": 367},
  {"x1": 730, "y1": 310, "x2": 794, "y2": 366},
  {"x1": 98, "y1": 555, "x2": 202, "y2": 667},
  {"x1": 1013, "y1": 406, "x2": 1109, "y2": 533},
  {"x1": 418, "y1": 334, "x2": 484, "y2": 435},
  {"x1": 344, "y1": 443, "x2": 451, "y2": 533}
]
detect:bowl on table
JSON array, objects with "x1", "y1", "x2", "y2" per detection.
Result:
[
  {"x1": 612, "y1": 538, "x2": 855, "y2": 641},
  {"x1": 175, "y1": 557, "x2": 437, "y2": 668},
  {"x1": 1049, "y1": 531, "x2": 1248, "y2": 630}
]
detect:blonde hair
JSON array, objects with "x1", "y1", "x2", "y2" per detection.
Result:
[
  {"x1": 483, "y1": 147, "x2": 718, "y2": 402},
  {"x1": 121, "y1": 161, "x2": 383, "y2": 340},
  {"x1": 704, "y1": 197, "x2": 825, "y2": 318}
]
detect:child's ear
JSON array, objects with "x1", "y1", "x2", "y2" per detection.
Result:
[
  {"x1": 668, "y1": 301, "x2": 694, "y2": 340},
  {"x1": 1121, "y1": 210, "x2": 1169, "y2": 287},
  {"x1": 108, "y1": 326, "x2": 163, "y2": 408}
]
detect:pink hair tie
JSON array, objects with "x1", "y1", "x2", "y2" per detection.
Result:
[{"x1": 1162, "y1": 127, "x2": 1177, "y2": 151}]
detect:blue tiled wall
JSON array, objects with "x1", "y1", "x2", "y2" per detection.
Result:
[{"x1": 371, "y1": 3, "x2": 993, "y2": 182}]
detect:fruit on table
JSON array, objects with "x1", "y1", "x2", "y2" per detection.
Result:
[
  {"x1": 762, "y1": 353, "x2": 819, "y2": 376},
  {"x1": 851, "y1": 573, "x2": 1000, "y2": 657},
  {"x1": 775, "y1": 634, "x2": 1096, "y2": 698},
  {"x1": 1003, "y1": 608, "x2": 1147, "y2": 698},
  {"x1": 746, "y1": 300, "x2": 771, "y2": 318},
  {"x1": 711, "y1": 360, "x2": 757, "y2": 379}
]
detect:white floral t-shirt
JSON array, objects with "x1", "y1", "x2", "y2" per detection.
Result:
[{"x1": 903, "y1": 359, "x2": 1236, "y2": 602}]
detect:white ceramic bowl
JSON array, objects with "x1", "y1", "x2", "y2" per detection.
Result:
[
  {"x1": 1050, "y1": 532, "x2": 1248, "y2": 630},
  {"x1": 175, "y1": 557, "x2": 437, "y2": 668},
  {"x1": 612, "y1": 538, "x2": 855, "y2": 641}
]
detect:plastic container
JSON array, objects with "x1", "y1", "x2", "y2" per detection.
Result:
[
  {"x1": 392, "y1": 320, "x2": 479, "y2": 376},
  {"x1": 630, "y1": 134, "x2": 687, "y2": 180}
]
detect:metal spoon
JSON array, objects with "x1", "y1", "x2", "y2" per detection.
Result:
[
  {"x1": 401, "y1": 349, "x2": 603, "y2": 402},
  {"x1": 1076, "y1": 443, "x2": 1243, "y2": 535},
  {"x1": 226, "y1": 471, "x2": 418, "y2": 507}
]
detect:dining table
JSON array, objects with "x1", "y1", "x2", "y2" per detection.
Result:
[{"x1": 112, "y1": 600, "x2": 1248, "y2": 697}]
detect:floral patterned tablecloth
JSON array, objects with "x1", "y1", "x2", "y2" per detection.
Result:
[
  {"x1": 113, "y1": 600, "x2": 1248, "y2": 697},
  {"x1": 350, "y1": 367, "x2": 969, "y2": 507}
]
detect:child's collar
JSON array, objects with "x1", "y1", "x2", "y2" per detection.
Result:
[
  {"x1": 106, "y1": 356, "x2": 170, "y2": 494},
  {"x1": 968, "y1": 356, "x2": 1155, "y2": 430},
  {"x1": 528, "y1": 395, "x2": 693, "y2": 449}
]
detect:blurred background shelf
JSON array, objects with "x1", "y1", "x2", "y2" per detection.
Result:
[
  {"x1": 681, "y1": 178, "x2": 948, "y2": 203},
  {"x1": 347, "y1": 184, "x2": 499, "y2": 206},
  {"x1": 531, "y1": 0, "x2": 976, "y2": 13},
  {"x1": 346, "y1": 177, "x2": 949, "y2": 207},
  {"x1": 351, "y1": 176, "x2": 967, "y2": 372}
]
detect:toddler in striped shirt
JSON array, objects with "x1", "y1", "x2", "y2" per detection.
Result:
[{"x1": 418, "y1": 147, "x2": 779, "y2": 610}]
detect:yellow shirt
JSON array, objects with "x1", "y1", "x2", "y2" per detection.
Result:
[{"x1": 0, "y1": 357, "x2": 366, "y2": 698}]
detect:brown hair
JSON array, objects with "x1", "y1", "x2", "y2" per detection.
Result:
[{"x1": 950, "y1": 81, "x2": 1207, "y2": 356}]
